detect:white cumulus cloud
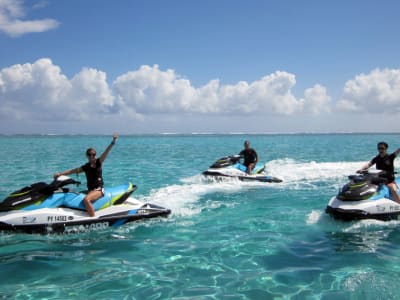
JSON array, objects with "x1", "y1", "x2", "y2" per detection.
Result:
[
  {"x1": 0, "y1": 58, "x2": 116, "y2": 121},
  {"x1": 337, "y1": 68, "x2": 400, "y2": 113},
  {"x1": 113, "y1": 65, "x2": 195, "y2": 114},
  {"x1": 113, "y1": 66, "x2": 305, "y2": 116},
  {"x1": 0, "y1": 0, "x2": 59, "y2": 37},
  {"x1": 301, "y1": 84, "x2": 331, "y2": 115}
]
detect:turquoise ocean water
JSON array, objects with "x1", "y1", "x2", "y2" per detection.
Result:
[{"x1": 1, "y1": 133, "x2": 400, "y2": 299}]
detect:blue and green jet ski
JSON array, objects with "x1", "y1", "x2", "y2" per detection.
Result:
[
  {"x1": 0, "y1": 176, "x2": 171, "y2": 234},
  {"x1": 203, "y1": 155, "x2": 283, "y2": 183}
]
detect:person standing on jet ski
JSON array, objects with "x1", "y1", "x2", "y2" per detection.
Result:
[
  {"x1": 358, "y1": 141, "x2": 400, "y2": 203},
  {"x1": 54, "y1": 132, "x2": 118, "y2": 217},
  {"x1": 239, "y1": 140, "x2": 258, "y2": 174}
]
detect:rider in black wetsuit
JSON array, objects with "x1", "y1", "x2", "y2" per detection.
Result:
[
  {"x1": 358, "y1": 141, "x2": 400, "y2": 203},
  {"x1": 239, "y1": 140, "x2": 258, "y2": 174}
]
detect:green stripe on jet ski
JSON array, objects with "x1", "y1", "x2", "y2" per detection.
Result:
[{"x1": 100, "y1": 182, "x2": 135, "y2": 210}]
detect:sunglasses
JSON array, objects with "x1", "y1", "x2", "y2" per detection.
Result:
[
  {"x1": 87, "y1": 153, "x2": 96, "y2": 157},
  {"x1": 378, "y1": 147, "x2": 386, "y2": 151}
]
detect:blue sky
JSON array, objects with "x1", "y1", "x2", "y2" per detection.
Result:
[{"x1": 1, "y1": 0, "x2": 400, "y2": 134}]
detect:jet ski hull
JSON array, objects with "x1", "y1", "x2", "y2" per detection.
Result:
[
  {"x1": 203, "y1": 155, "x2": 282, "y2": 183},
  {"x1": 326, "y1": 196, "x2": 400, "y2": 221},
  {"x1": 203, "y1": 170, "x2": 282, "y2": 183},
  {"x1": 0, "y1": 177, "x2": 171, "y2": 234},
  {"x1": 0, "y1": 199, "x2": 171, "y2": 234}
]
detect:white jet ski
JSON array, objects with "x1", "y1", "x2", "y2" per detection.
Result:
[
  {"x1": 0, "y1": 176, "x2": 171, "y2": 234},
  {"x1": 326, "y1": 170, "x2": 400, "y2": 221},
  {"x1": 203, "y1": 155, "x2": 282, "y2": 183}
]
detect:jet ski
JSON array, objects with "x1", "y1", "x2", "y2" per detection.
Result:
[
  {"x1": 326, "y1": 170, "x2": 400, "y2": 221},
  {"x1": 0, "y1": 176, "x2": 171, "y2": 234},
  {"x1": 202, "y1": 155, "x2": 283, "y2": 183}
]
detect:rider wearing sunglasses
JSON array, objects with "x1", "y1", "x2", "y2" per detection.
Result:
[
  {"x1": 358, "y1": 142, "x2": 400, "y2": 203},
  {"x1": 54, "y1": 132, "x2": 118, "y2": 216}
]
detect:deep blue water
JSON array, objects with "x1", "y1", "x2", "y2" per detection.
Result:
[{"x1": 1, "y1": 133, "x2": 400, "y2": 299}]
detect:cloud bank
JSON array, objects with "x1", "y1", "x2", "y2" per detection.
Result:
[
  {"x1": 1, "y1": 58, "x2": 400, "y2": 133},
  {"x1": 0, "y1": 59, "x2": 332, "y2": 120},
  {"x1": 113, "y1": 66, "x2": 312, "y2": 115},
  {"x1": 0, "y1": 0, "x2": 59, "y2": 37}
]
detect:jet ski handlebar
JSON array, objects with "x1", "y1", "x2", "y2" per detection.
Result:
[
  {"x1": 356, "y1": 169, "x2": 382, "y2": 175},
  {"x1": 350, "y1": 170, "x2": 390, "y2": 185},
  {"x1": 51, "y1": 175, "x2": 81, "y2": 188}
]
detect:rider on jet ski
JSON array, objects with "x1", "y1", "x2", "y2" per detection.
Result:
[
  {"x1": 54, "y1": 132, "x2": 118, "y2": 217},
  {"x1": 358, "y1": 141, "x2": 400, "y2": 203},
  {"x1": 239, "y1": 140, "x2": 258, "y2": 174}
]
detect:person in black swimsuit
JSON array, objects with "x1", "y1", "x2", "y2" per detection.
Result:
[
  {"x1": 239, "y1": 140, "x2": 258, "y2": 174},
  {"x1": 358, "y1": 141, "x2": 400, "y2": 203},
  {"x1": 54, "y1": 132, "x2": 118, "y2": 216}
]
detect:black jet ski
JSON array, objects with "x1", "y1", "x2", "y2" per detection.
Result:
[
  {"x1": 0, "y1": 176, "x2": 171, "y2": 234},
  {"x1": 203, "y1": 155, "x2": 283, "y2": 183},
  {"x1": 326, "y1": 170, "x2": 400, "y2": 221}
]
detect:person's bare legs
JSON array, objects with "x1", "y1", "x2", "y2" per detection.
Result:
[
  {"x1": 387, "y1": 182, "x2": 400, "y2": 203},
  {"x1": 247, "y1": 163, "x2": 255, "y2": 174},
  {"x1": 83, "y1": 190, "x2": 103, "y2": 217}
]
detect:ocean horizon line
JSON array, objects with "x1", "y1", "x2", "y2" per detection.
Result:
[{"x1": 0, "y1": 131, "x2": 399, "y2": 137}]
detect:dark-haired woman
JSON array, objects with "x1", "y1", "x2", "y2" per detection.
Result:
[
  {"x1": 54, "y1": 132, "x2": 118, "y2": 216},
  {"x1": 358, "y1": 142, "x2": 400, "y2": 203}
]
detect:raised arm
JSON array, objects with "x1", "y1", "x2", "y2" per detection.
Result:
[{"x1": 99, "y1": 132, "x2": 118, "y2": 163}]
